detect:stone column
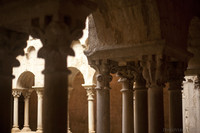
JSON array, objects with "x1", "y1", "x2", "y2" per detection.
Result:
[
  {"x1": 12, "y1": 89, "x2": 22, "y2": 132},
  {"x1": 68, "y1": 87, "x2": 73, "y2": 133},
  {"x1": 141, "y1": 55, "x2": 166, "y2": 133},
  {"x1": 82, "y1": 84, "x2": 96, "y2": 133},
  {"x1": 168, "y1": 62, "x2": 186, "y2": 133},
  {"x1": 91, "y1": 60, "x2": 117, "y2": 133},
  {"x1": 22, "y1": 90, "x2": 33, "y2": 132},
  {"x1": 36, "y1": 88, "x2": 43, "y2": 133},
  {"x1": 0, "y1": 28, "x2": 28, "y2": 133},
  {"x1": 30, "y1": 4, "x2": 94, "y2": 132},
  {"x1": 117, "y1": 64, "x2": 134, "y2": 133},
  {"x1": 133, "y1": 64, "x2": 148, "y2": 133}
]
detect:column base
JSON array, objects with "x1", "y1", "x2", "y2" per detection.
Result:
[
  {"x1": 36, "y1": 129, "x2": 43, "y2": 133},
  {"x1": 68, "y1": 130, "x2": 72, "y2": 133},
  {"x1": 89, "y1": 131, "x2": 95, "y2": 133},
  {"x1": 21, "y1": 126, "x2": 31, "y2": 132},
  {"x1": 11, "y1": 127, "x2": 20, "y2": 133}
]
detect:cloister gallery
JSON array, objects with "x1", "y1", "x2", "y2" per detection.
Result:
[{"x1": 0, "y1": 0, "x2": 200, "y2": 133}]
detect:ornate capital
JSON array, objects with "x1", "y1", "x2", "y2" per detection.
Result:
[
  {"x1": 167, "y1": 61, "x2": 187, "y2": 90},
  {"x1": 91, "y1": 59, "x2": 117, "y2": 90},
  {"x1": 12, "y1": 89, "x2": 22, "y2": 98},
  {"x1": 83, "y1": 84, "x2": 95, "y2": 101},
  {"x1": 36, "y1": 89, "x2": 44, "y2": 99},
  {"x1": 194, "y1": 75, "x2": 200, "y2": 89},
  {"x1": 22, "y1": 89, "x2": 33, "y2": 99},
  {"x1": 117, "y1": 62, "x2": 135, "y2": 90},
  {"x1": 0, "y1": 28, "x2": 28, "y2": 76},
  {"x1": 141, "y1": 55, "x2": 168, "y2": 88},
  {"x1": 30, "y1": 0, "x2": 97, "y2": 59}
]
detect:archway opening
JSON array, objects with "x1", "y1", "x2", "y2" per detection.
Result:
[{"x1": 68, "y1": 67, "x2": 88, "y2": 133}]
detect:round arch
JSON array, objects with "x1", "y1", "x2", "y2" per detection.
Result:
[
  {"x1": 26, "y1": 46, "x2": 36, "y2": 59},
  {"x1": 68, "y1": 67, "x2": 85, "y2": 88},
  {"x1": 17, "y1": 71, "x2": 35, "y2": 89}
]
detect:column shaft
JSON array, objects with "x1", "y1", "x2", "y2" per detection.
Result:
[
  {"x1": 43, "y1": 56, "x2": 68, "y2": 133},
  {"x1": 169, "y1": 89, "x2": 183, "y2": 133},
  {"x1": 87, "y1": 87, "x2": 95, "y2": 133},
  {"x1": 96, "y1": 89, "x2": 110, "y2": 133},
  {"x1": 0, "y1": 28, "x2": 28, "y2": 133},
  {"x1": 36, "y1": 89, "x2": 43, "y2": 133},
  {"x1": 22, "y1": 90, "x2": 32, "y2": 131},
  {"x1": 134, "y1": 69, "x2": 148, "y2": 133},
  {"x1": 135, "y1": 89, "x2": 148, "y2": 133},
  {"x1": 167, "y1": 62, "x2": 185, "y2": 133},
  {"x1": 120, "y1": 80, "x2": 133, "y2": 133},
  {"x1": 148, "y1": 86, "x2": 164, "y2": 133},
  {"x1": 24, "y1": 98, "x2": 29, "y2": 127},
  {"x1": 1, "y1": 76, "x2": 13, "y2": 133},
  {"x1": 13, "y1": 97, "x2": 19, "y2": 128},
  {"x1": 83, "y1": 85, "x2": 95, "y2": 133},
  {"x1": 93, "y1": 60, "x2": 115, "y2": 133},
  {"x1": 88, "y1": 100, "x2": 95, "y2": 133},
  {"x1": 12, "y1": 90, "x2": 22, "y2": 132},
  {"x1": 22, "y1": 97, "x2": 31, "y2": 131}
]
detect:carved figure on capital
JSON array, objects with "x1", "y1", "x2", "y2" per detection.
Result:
[
  {"x1": 117, "y1": 62, "x2": 135, "y2": 89},
  {"x1": 141, "y1": 55, "x2": 169, "y2": 88}
]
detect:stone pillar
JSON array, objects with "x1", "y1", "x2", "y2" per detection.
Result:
[
  {"x1": 141, "y1": 55, "x2": 166, "y2": 133},
  {"x1": 36, "y1": 88, "x2": 43, "y2": 133},
  {"x1": 68, "y1": 87, "x2": 73, "y2": 133},
  {"x1": 133, "y1": 64, "x2": 148, "y2": 133},
  {"x1": 30, "y1": 4, "x2": 94, "y2": 132},
  {"x1": 12, "y1": 89, "x2": 22, "y2": 132},
  {"x1": 168, "y1": 62, "x2": 186, "y2": 133},
  {"x1": 0, "y1": 28, "x2": 28, "y2": 133},
  {"x1": 83, "y1": 84, "x2": 96, "y2": 133},
  {"x1": 117, "y1": 64, "x2": 134, "y2": 133},
  {"x1": 22, "y1": 90, "x2": 33, "y2": 132},
  {"x1": 91, "y1": 60, "x2": 117, "y2": 133}
]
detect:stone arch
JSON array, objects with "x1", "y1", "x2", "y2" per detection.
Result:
[
  {"x1": 92, "y1": 71, "x2": 97, "y2": 85},
  {"x1": 26, "y1": 46, "x2": 36, "y2": 60},
  {"x1": 17, "y1": 71, "x2": 35, "y2": 89},
  {"x1": 68, "y1": 67, "x2": 88, "y2": 133},
  {"x1": 68, "y1": 67, "x2": 85, "y2": 89}
]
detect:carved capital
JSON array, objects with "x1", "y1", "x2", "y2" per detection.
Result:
[
  {"x1": 117, "y1": 62, "x2": 135, "y2": 90},
  {"x1": 83, "y1": 84, "x2": 95, "y2": 101},
  {"x1": 141, "y1": 55, "x2": 168, "y2": 88},
  {"x1": 132, "y1": 62, "x2": 147, "y2": 90},
  {"x1": 12, "y1": 89, "x2": 22, "y2": 98},
  {"x1": 22, "y1": 89, "x2": 33, "y2": 99},
  {"x1": 91, "y1": 60, "x2": 117, "y2": 90},
  {"x1": 36, "y1": 89, "x2": 44, "y2": 99},
  {"x1": 167, "y1": 62, "x2": 187, "y2": 90},
  {"x1": 194, "y1": 75, "x2": 200, "y2": 89},
  {"x1": 0, "y1": 28, "x2": 28, "y2": 76}
]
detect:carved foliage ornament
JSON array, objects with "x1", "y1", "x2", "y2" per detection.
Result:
[
  {"x1": 92, "y1": 60, "x2": 117, "y2": 90},
  {"x1": 12, "y1": 90, "x2": 22, "y2": 98},
  {"x1": 30, "y1": 0, "x2": 97, "y2": 58},
  {"x1": 117, "y1": 62, "x2": 135, "y2": 90}
]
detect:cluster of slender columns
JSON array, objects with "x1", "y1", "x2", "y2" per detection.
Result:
[
  {"x1": 11, "y1": 88, "x2": 43, "y2": 133},
  {"x1": 89, "y1": 58, "x2": 186, "y2": 133}
]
